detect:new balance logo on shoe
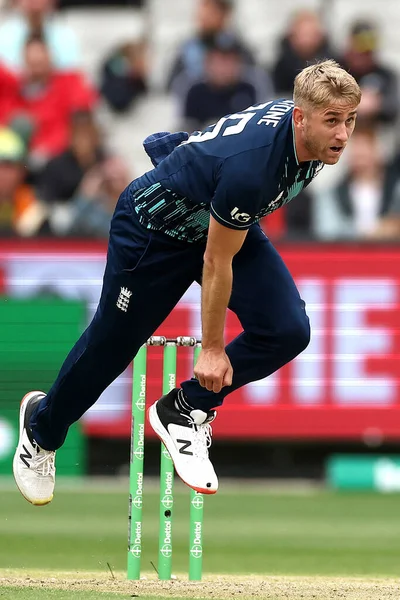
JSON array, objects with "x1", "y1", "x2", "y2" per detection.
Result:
[
  {"x1": 116, "y1": 287, "x2": 132, "y2": 312},
  {"x1": 177, "y1": 439, "x2": 193, "y2": 456},
  {"x1": 13, "y1": 391, "x2": 56, "y2": 506},
  {"x1": 148, "y1": 391, "x2": 218, "y2": 494},
  {"x1": 20, "y1": 445, "x2": 33, "y2": 468}
]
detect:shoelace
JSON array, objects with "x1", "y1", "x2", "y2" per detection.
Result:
[
  {"x1": 191, "y1": 423, "x2": 213, "y2": 461},
  {"x1": 32, "y1": 443, "x2": 55, "y2": 477},
  {"x1": 179, "y1": 410, "x2": 214, "y2": 460}
]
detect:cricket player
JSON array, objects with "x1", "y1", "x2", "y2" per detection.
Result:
[{"x1": 13, "y1": 60, "x2": 360, "y2": 504}]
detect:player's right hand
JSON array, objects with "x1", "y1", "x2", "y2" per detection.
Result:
[{"x1": 193, "y1": 348, "x2": 233, "y2": 393}]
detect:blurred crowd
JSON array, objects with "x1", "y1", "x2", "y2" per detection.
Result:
[{"x1": 0, "y1": 0, "x2": 400, "y2": 241}]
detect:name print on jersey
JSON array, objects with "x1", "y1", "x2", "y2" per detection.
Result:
[{"x1": 257, "y1": 100, "x2": 294, "y2": 128}]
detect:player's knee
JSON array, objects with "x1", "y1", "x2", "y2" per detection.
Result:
[
  {"x1": 280, "y1": 312, "x2": 310, "y2": 358},
  {"x1": 249, "y1": 310, "x2": 310, "y2": 358}
]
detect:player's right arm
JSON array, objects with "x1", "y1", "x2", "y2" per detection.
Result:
[{"x1": 194, "y1": 216, "x2": 247, "y2": 393}]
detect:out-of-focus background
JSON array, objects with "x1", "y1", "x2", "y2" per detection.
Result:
[{"x1": 1, "y1": 0, "x2": 400, "y2": 582}]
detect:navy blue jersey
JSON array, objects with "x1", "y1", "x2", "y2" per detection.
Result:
[{"x1": 130, "y1": 99, "x2": 323, "y2": 242}]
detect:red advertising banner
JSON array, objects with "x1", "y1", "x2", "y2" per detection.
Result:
[{"x1": 1, "y1": 240, "x2": 399, "y2": 441}]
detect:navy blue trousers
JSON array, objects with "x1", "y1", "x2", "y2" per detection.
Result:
[{"x1": 30, "y1": 186, "x2": 310, "y2": 450}]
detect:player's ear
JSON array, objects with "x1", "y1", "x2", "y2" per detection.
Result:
[{"x1": 293, "y1": 106, "x2": 305, "y2": 130}]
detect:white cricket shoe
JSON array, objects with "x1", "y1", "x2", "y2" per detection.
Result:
[
  {"x1": 148, "y1": 388, "x2": 218, "y2": 494},
  {"x1": 13, "y1": 391, "x2": 56, "y2": 506}
]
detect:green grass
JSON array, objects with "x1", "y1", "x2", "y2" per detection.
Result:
[{"x1": 1, "y1": 481, "x2": 400, "y2": 578}]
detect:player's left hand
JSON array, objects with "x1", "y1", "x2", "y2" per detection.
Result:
[{"x1": 194, "y1": 348, "x2": 233, "y2": 393}]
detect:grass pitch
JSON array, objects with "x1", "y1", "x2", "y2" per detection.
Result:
[{"x1": 1, "y1": 480, "x2": 400, "y2": 599}]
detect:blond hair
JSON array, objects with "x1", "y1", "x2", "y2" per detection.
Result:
[{"x1": 293, "y1": 59, "x2": 361, "y2": 109}]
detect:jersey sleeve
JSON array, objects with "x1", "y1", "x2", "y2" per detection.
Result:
[{"x1": 210, "y1": 149, "x2": 269, "y2": 230}]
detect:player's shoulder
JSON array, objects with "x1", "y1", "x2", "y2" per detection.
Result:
[
  {"x1": 223, "y1": 98, "x2": 293, "y2": 155},
  {"x1": 222, "y1": 98, "x2": 294, "y2": 160},
  {"x1": 179, "y1": 98, "x2": 294, "y2": 168},
  {"x1": 255, "y1": 98, "x2": 294, "y2": 127},
  {"x1": 246, "y1": 98, "x2": 294, "y2": 139}
]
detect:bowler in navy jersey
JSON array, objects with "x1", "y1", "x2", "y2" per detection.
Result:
[
  {"x1": 131, "y1": 98, "x2": 322, "y2": 242},
  {"x1": 14, "y1": 60, "x2": 361, "y2": 504}
]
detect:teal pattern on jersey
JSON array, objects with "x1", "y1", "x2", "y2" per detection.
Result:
[
  {"x1": 131, "y1": 159, "x2": 321, "y2": 242},
  {"x1": 132, "y1": 184, "x2": 210, "y2": 243},
  {"x1": 249, "y1": 159, "x2": 320, "y2": 222}
]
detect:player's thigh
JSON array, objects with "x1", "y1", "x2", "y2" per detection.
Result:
[
  {"x1": 93, "y1": 228, "x2": 205, "y2": 351},
  {"x1": 229, "y1": 224, "x2": 308, "y2": 335}
]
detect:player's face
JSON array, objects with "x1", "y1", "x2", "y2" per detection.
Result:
[{"x1": 301, "y1": 102, "x2": 358, "y2": 165}]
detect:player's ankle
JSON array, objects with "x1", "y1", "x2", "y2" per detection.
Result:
[{"x1": 174, "y1": 388, "x2": 195, "y2": 416}]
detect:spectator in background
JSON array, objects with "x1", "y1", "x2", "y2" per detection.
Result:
[
  {"x1": 100, "y1": 39, "x2": 149, "y2": 114},
  {"x1": 0, "y1": 34, "x2": 97, "y2": 172},
  {"x1": 0, "y1": 62, "x2": 20, "y2": 117},
  {"x1": 167, "y1": 0, "x2": 255, "y2": 94},
  {"x1": 367, "y1": 195, "x2": 400, "y2": 240},
  {"x1": 59, "y1": 0, "x2": 144, "y2": 6},
  {"x1": 39, "y1": 110, "x2": 105, "y2": 206},
  {"x1": 366, "y1": 151, "x2": 400, "y2": 240},
  {"x1": 272, "y1": 9, "x2": 336, "y2": 97},
  {"x1": 64, "y1": 155, "x2": 131, "y2": 237},
  {"x1": 0, "y1": 0, "x2": 80, "y2": 73},
  {"x1": 0, "y1": 126, "x2": 47, "y2": 237},
  {"x1": 340, "y1": 20, "x2": 399, "y2": 125},
  {"x1": 259, "y1": 188, "x2": 313, "y2": 242},
  {"x1": 180, "y1": 35, "x2": 272, "y2": 133},
  {"x1": 283, "y1": 189, "x2": 314, "y2": 240},
  {"x1": 39, "y1": 110, "x2": 130, "y2": 237},
  {"x1": 312, "y1": 125, "x2": 396, "y2": 240}
]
